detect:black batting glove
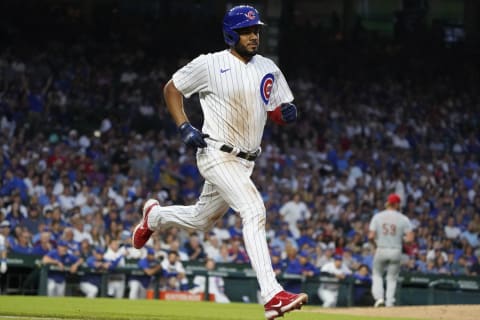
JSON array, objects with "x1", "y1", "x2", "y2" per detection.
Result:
[
  {"x1": 178, "y1": 122, "x2": 209, "y2": 149},
  {"x1": 280, "y1": 103, "x2": 297, "y2": 123}
]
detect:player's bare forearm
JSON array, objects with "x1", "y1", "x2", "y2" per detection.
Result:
[
  {"x1": 403, "y1": 231, "x2": 415, "y2": 243},
  {"x1": 163, "y1": 79, "x2": 189, "y2": 126},
  {"x1": 42, "y1": 255, "x2": 60, "y2": 266},
  {"x1": 70, "y1": 258, "x2": 84, "y2": 273},
  {"x1": 144, "y1": 264, "x2": 162, "y2": 276}
]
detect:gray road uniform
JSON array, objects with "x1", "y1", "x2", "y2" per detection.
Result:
[{"x1": 369, "y1": 209, "x2": 413, "y2": 306}]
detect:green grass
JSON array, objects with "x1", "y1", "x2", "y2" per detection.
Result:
[{"x1": 0, "y1": 296, "x2": 417, "y2": 320}]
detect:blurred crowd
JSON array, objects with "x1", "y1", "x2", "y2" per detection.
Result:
[{"x1": 1, "y1": 3, "x2": 480, "y2": 301}]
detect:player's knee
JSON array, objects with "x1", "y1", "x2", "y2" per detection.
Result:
[
  {"x1": 239, "y1": 203, "x2": 266, "y2": 226},
  {"x1": 196, "y1": 222, "x2": 212, "y2": 232}
]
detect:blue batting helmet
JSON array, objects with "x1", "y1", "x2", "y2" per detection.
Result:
[{"x1": 223, "y1": 5, "x2": 265, "y2": 47}]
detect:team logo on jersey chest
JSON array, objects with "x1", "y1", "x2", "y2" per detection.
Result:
[{"x1": 260, "y1": 73, "x2": 274, "y2": 105}]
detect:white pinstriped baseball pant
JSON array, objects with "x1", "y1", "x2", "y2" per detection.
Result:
[{"x1": 147, "y1": 143, "x2": 283, "y2": 302}]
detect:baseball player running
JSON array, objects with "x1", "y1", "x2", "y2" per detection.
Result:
[
  {"x1": 368, "y1": 193, "x2": 414, "y2": 307},
  {"x1": 132, "y1": 5, "x2": 307, "y2": 319}
]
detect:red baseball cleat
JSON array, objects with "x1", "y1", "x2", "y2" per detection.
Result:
[
  {"x1": 132, "y1": 199, "x2": 159, "y2": 249},
  {"x1": 264, "y1": 291, "x2": 308, "y2": 320}
]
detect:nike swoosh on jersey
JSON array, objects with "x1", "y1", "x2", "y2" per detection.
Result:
[{"x1": 220, "y1": 68, "x2": 231, "y2": 73}]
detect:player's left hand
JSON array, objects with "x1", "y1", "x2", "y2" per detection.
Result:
[
  {"x1": 280, "y1": 103, "x2": 297, "y2": 123},
  {"x1": 179, "y1": 122, "x2": 209, "y2": 149}
]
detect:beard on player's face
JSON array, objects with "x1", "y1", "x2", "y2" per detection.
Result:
[{"x1": 234, "y1": 42, "x2": 258, "y2": 59}]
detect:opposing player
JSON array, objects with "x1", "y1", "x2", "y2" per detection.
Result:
[
  {"x1": 368, "y1": 193, "x2": 414, "y2": 307},
  {"x1": 132, "y1": 5, "x2": 307, "y2": 319}
]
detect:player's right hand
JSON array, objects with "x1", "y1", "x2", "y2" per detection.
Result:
[
  {"x1": 178, "y1": 122, "x2": 209, "y2": 149},
  {"x1": 0, "y1": 260, "x2": 7, "y2": 274}
]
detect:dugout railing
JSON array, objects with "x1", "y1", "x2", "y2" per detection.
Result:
[{"x1": 1, "y1": 253, "x2": 480, "y2": 306}]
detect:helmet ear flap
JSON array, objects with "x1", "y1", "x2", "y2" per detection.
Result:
[{"x1": 223, "y1": 28, "x2": 239, "y2": 47}]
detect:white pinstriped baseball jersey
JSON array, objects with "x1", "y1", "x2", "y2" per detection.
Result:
[{"x1": 172, "y1": 49, "x2": 294, "y2": 152}]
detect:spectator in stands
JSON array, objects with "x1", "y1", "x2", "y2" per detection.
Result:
[
  {"x1": 57, "y1": 186, "x2": 76, "y2": 213},
  {"x1": 435, "y1": 255, "x2": 450, "y2": 274},
  {"x1": 463, "y1": 245, "x2": 479, "y2": 267},
  {"x1": 227, "y1": 216, "x2": 243, "y2": 239},
  {"x1": 216, "y1": 243, "x2": 233, "y2": 263},
  {"x1": 79, "y1": 239, "x2": 93, "y2": 260},
  {"x1": 415, "y1": 250, "x2": 428, "y2": 272},
  {"x1": 48, "y1": 207, "x2": 66, "y2": 228},
  {"x1": 228, "y1": 239, "x2": 249, "y2": 264},
  {"x1": 444, "y1": 216, "x2": 462, "y2": 240},
  {"x1": 23, "y1": 206, "x2": 44, "y2": 235},
  {"x1": 341, "y1": 249, "x2": 360, "y2": 271},
  {"x1": 211, "y1": 218, "x2": 231, "y2": 243},
  {"x1": 279, "y1": 194, "x2": 311, "y2": 238},
  {"x1": 270, "y1": 250, "x2": 285, "y2": 276},
  {"x1": 4, "y1": 193, "x2": 27, "y2": 229},
  {"x1": 90, "y1": 225, "x2": 106, "y2": 249},
  {"x1": 11, "y1": 229, "x2": 33, "y2": 255},
  {"x1": 470, "y1": 260, "x2": 480, "y2": 276},
  {"x1": 164, "y1": 238, "x2": 189, "y2": 261},
  {"x1": 32, "y1": 231, "x2": 54, "y2": 256},
  {"x1": 270, "y1": 230, "x2": 298, "y2": 253},
  {"x1": 1, "y1": 172, "x2": 28, "y2": 203},
  {"x1": 60, "y1": 227, "x2": 80, "y2": 257},
  {"x1": 460, "y1": 222, "x2": 479, "y2": 248},
  {"x1": 203, "y1": 232, "x2": 221, "y2": 261},
  {"x1": 296, "y1": 226, "x2": 317, "y2": 251},
  {"x1": 128, "y1": 247, "x2": 163, "y2": 299},
  {"x1": 21, "y1": 73, "x2": 52, "y2": 139},
  {"x1": 161, "y1": 250, "x2": 188, "y2": 291},
  {"x1": 450, "y1": 255, "x2": 470, "y2": 276},
  {"x1": 184, "y1": 232, "x2": 206, "y2": 262},
  {"x1": 49, "y1": 221, "x2": 63, "y2": 242},
  {"x1": 315, "y1": 246, "x2": 335, "y2": 269},
  {"x1": 71, "y1": 215, "x2": 93, "y2": 245},
  {"x1": 318, "y1": 254, "x2": 352, "y2": 307},
  {"x1": 427, "y1": 242, "x2": 448, "y2": 263},
  {"x1": 79, "y1": 247, "x2": 110, "y2": 298},
  {"x1": 41, "y1": 240, "x2": 83, "y2": 296},
  {"x1": 190, "y1": 258, "x2": 230, "y2": 303},
  {"x1": 425, "y1": 260, "x2": 438, "y2": 274}
]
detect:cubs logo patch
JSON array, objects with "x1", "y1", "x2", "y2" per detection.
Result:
[
  {"x1": 260, "y1": 73, "x2": 274, "y2": 105},
  {"x1": 246, "y1": 11, "x2": 256, "y2": 20}
]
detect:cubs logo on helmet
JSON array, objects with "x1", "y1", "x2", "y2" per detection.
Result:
[
  {"x1": 245, "y1": 10, "x2": 256, "y2": 20},
  {"x1": 260, "y1": 73, "x2": 274, "y2": 105},
  {"x1": 223, "y1": 5, "x2": 265, "y2": 47}
]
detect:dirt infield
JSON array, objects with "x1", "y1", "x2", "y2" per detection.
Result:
[{"x1": 311, "y1": 305, "x2": 480, "y2": 320}]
